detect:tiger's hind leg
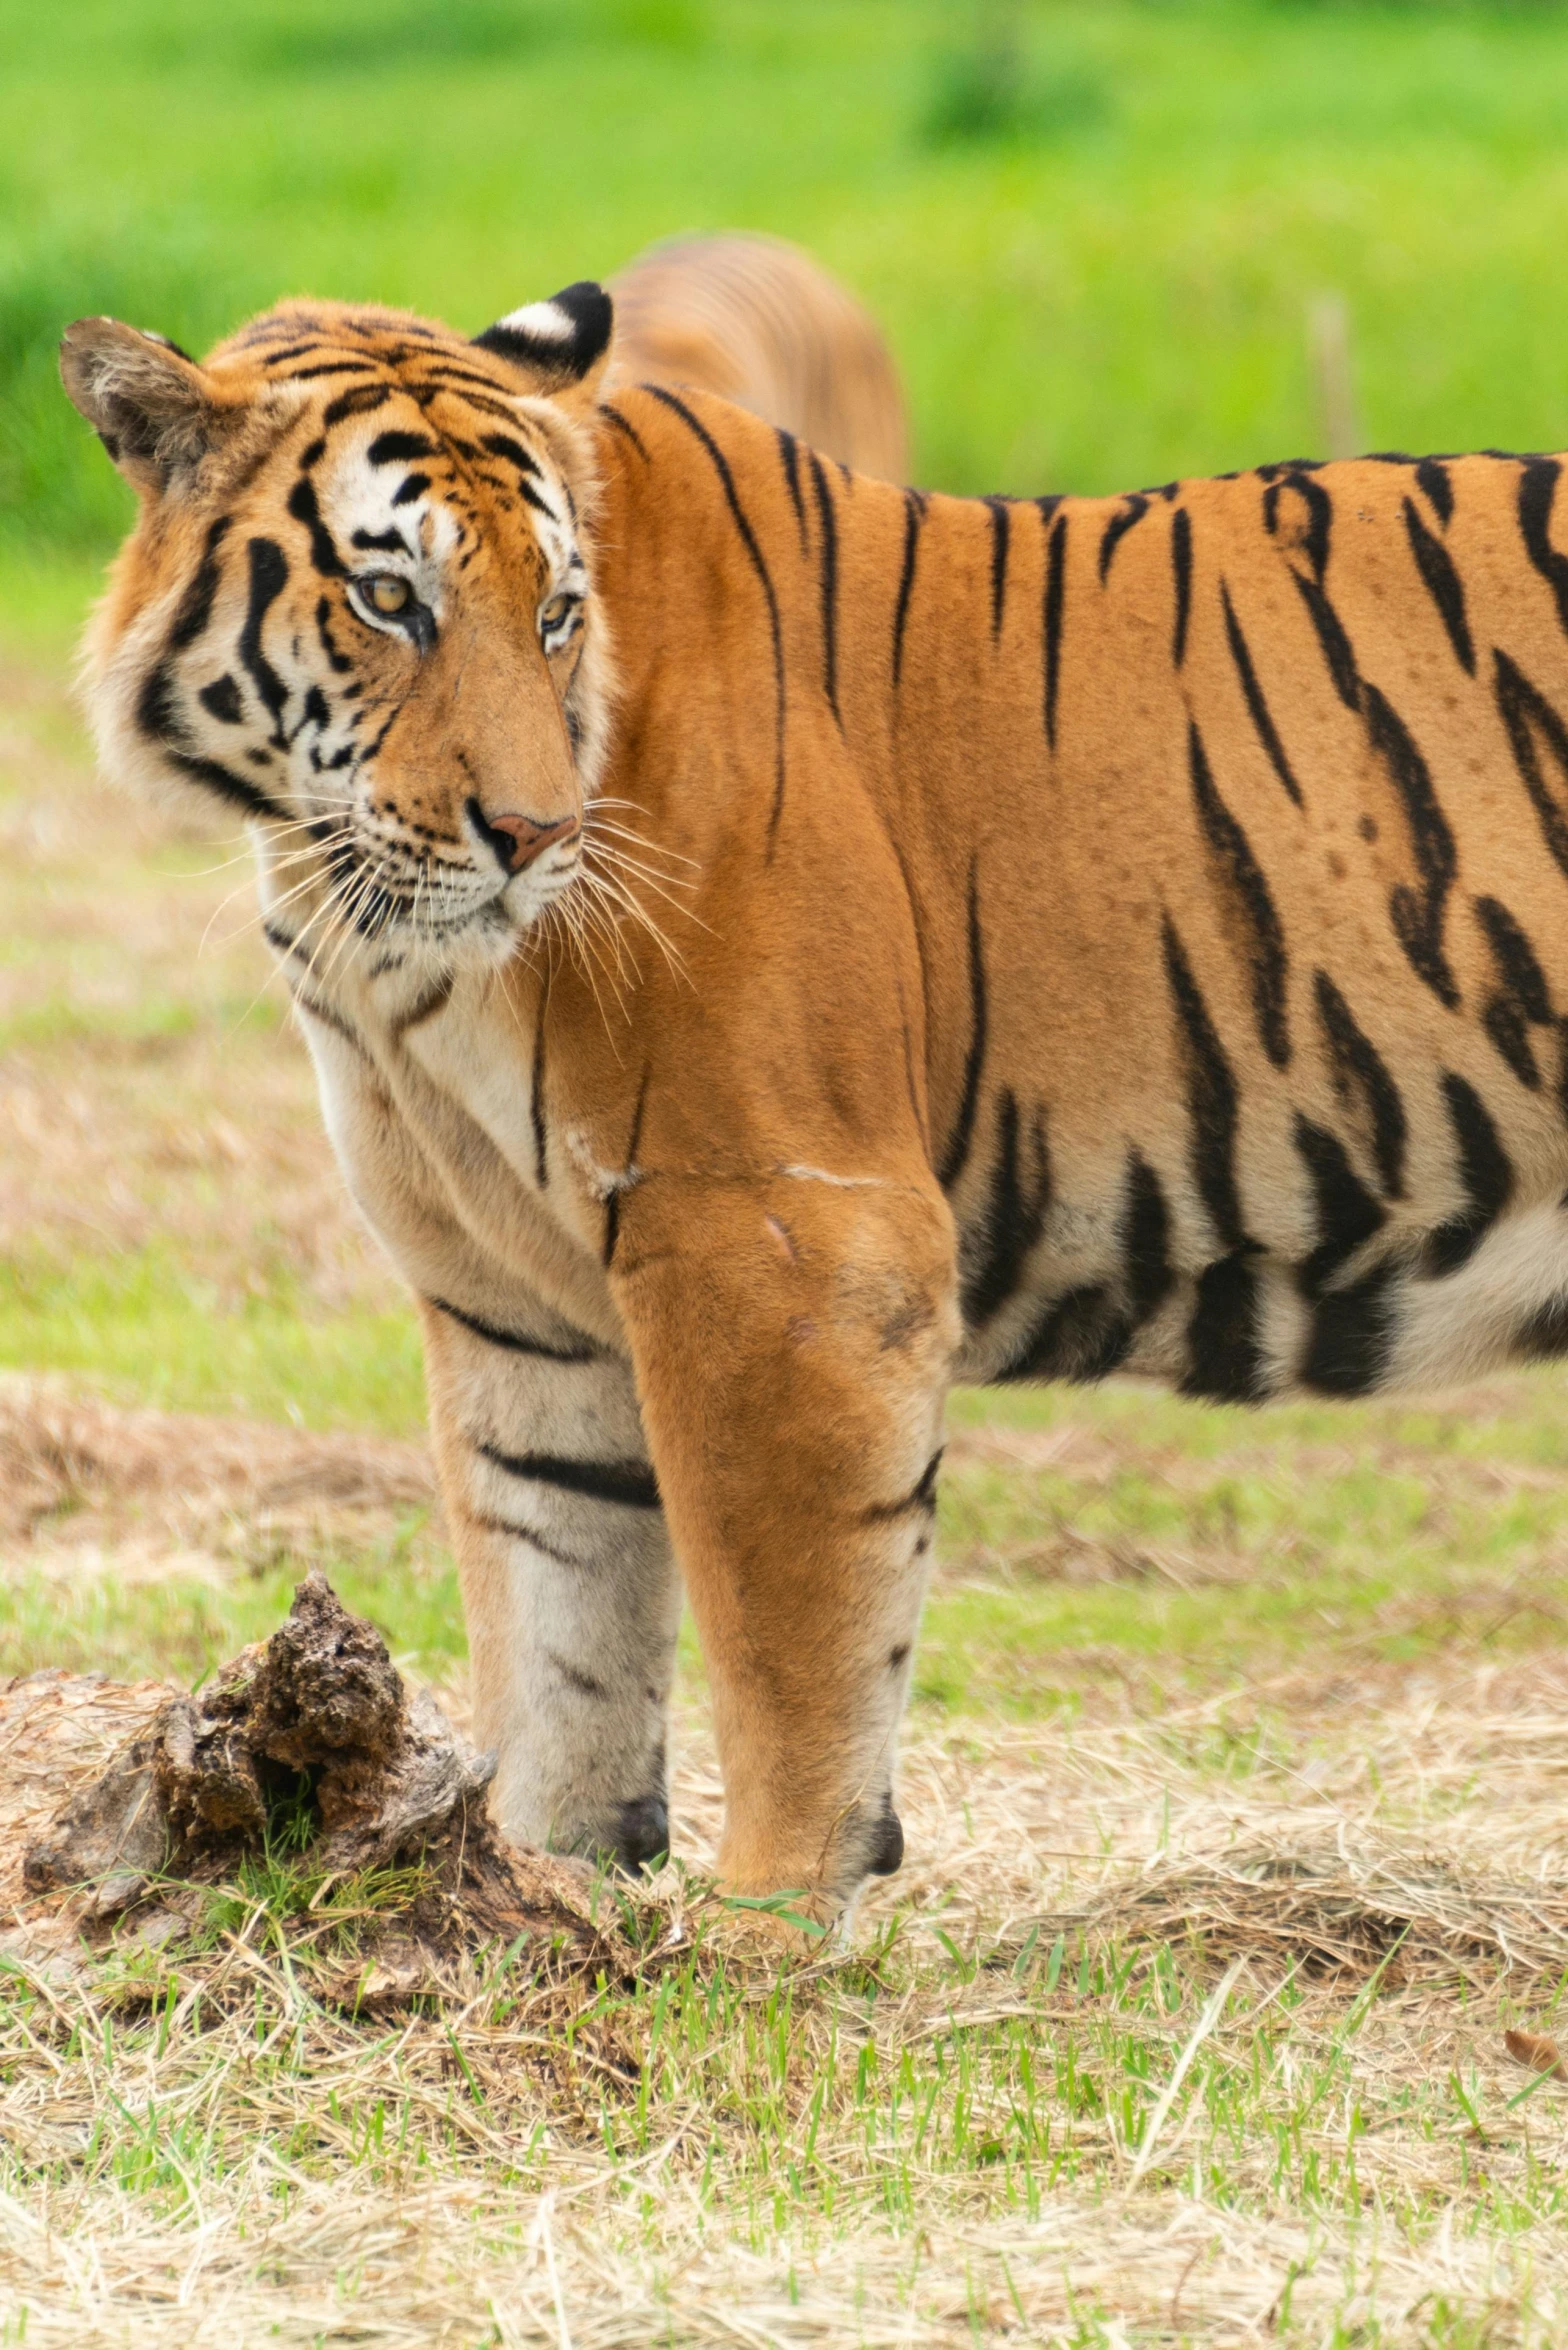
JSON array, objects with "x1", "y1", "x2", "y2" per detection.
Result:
[{"x1": 419, "y1": 1296, "x2": 681, "y2": 1872}]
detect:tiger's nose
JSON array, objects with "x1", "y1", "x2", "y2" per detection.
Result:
[{"x1": 466, "y1": 798, "x2": 580, "y2": 875}]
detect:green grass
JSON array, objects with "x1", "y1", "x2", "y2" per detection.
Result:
[
  {"x1": 0, "y1": 1528, "x2": 463, "y2": 1688},
  {"x1": 0, "y1": 1248, "x2": 426, "y2": 1434}
]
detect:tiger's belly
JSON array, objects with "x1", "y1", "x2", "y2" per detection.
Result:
[{"x1": 950, "y1": 1076, "x2": 1568, "y2": 1404}]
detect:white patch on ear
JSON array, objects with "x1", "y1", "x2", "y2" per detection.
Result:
[{"x1": 494, "y1": 300, "x2": 575, "y2": 346}]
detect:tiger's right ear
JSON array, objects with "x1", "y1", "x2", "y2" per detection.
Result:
[{"x1": 60, "y1": 318, "x2": 236, "y2": 496}]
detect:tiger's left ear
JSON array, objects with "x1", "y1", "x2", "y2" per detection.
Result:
[{"x1": 472, "y1": 281, "x2": 614, "y2": 409}]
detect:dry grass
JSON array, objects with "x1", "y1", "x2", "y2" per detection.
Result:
[
  {"x1": 3, "y1": 1650, "x2": 1568, "y2": 2343},
  {"x1": 0, "y1": 1372, "x2": 434, "y2": 1562}
]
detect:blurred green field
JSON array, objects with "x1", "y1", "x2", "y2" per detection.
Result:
[{"x1": 10, "y1": 0, "x2": 1568, "y2": 607}]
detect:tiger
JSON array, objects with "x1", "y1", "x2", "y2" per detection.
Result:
[
  {"x1": 607, "y1": 231, "x2": 907, "y2": 481},
  {"x1": 60, "y1": 279, "x2": 1568, "y2": 1924}
]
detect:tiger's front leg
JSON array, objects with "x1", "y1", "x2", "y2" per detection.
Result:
[
  {"x1": 420, "y1": 1297, "x2": 681, "y2": 1871},
  {"x1": 610, "y1": 1170, "x2": 958, "y2": 1916}
]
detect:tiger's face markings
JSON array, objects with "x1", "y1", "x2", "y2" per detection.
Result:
[{"x1": 61, "y1": 289, "x2": 616, "y2": 978}]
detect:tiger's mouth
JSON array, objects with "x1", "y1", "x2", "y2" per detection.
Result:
[{"x1": 266, "y1": 810, "x2": 586, "y2": 974}]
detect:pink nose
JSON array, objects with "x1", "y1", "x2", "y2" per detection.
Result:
[{"x1": 468, "y1": 799, "x2": 580, "y2": 875}]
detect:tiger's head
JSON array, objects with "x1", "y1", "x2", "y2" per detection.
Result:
[{"x1": 61, "y1": 286, "x2": 617, "y2": 974}]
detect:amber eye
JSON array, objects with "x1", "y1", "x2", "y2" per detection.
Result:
[
  {"x1": 364, "y1": 573, "x2": 411, "y2": 616},
  {"x1": 539, "y1": 591, "x2": 580, "y2": 641}
]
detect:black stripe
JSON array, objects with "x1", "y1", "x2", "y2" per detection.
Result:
[
  {"x1": 256, "y1": 340, "x2": 331, "y2": 368},
  {"x1": 984, "y1": 496, "x2": 1010, "y2": 642},
  {"x1": 1263, "y1": 467, "x2": 1332, "y2": 583},
  {"x1": 321, "y1": 382, "x2": 393, "y2": 425},
  {"x1": 1475, "y1": 894, "x2": 1551, "y2": 1091},
  {"x1": 1302, "y1": 1260, "x2": 1398, "y2": 1395},
  {"x1": 1182, "y1": 1252, "x2": 1268, "y2": 1404},
  {"x1": 959, "y1": 1090, "x2": 1050, "y2": 1326},
  {"x1": 1494, "y1": 648, "x2": 1568, "y2": 888},
  {"x1": 1188, "y1": 721, "x2": 1290, "y2": 1068},
  {"x1": 238, "y1": 538, "x2": 291, "y2": 739},
  {"x1": 1415, "y1": 457, "x2": 1453, "y2": 526},
  {"x1": 282, "y1": 362, "x2": 379, "y2": 384},
  {"x1": 1292, "y1": 1113, "x2": 1385, "y2": 1298},
  {"x1": 478, "y1": 1442, "x2": 660, "y2": 1510},
  {"x1": 598, "y1": 403, "x2": 651, "y2": 463},
  {"x1": 1481, "y1": 995, "x2": 1540, "y2": 1093},
  {"x1": 1000, "y1": 1285, "x2": 1131, "y2": 1385},
  {"x1": 479, "y1": 432, "x2": 542, "y2": 480},
  {"x1": 548, "y1": 1651, "x2": 609, "y2": 1702},
  {"x1": 892, "y1": 489, "x2": 925, "y2": 687},
  {"x1": 1519, "y1": 1293, "x2": 1568, "y2": 1361},
  {"x1": 1170, "y1": 507, "x2": 1193, "y2": 667},
  {"x1": 430, "y1": 1295, "x2": 596, "y2": 1363},
  {"x1": 1313, "y1": 971, "x2": 1407, "y2": 1199},
  {"x1": 1163, "y1": 916, "x2": 1247, "y2": 1252},
  {"x1": 1219, "y1": 583, "x2": 1303, "y2": 809},
  {"x1": 350, "y1": 526, "x2": 409, "y2": 556},
  {"x1": 645, "y1": 388, "x2": 787, "y2": 849},
  {"x1": 467, "y1": 1511, "x2": 594, "y2": 1571},
  {"x1": 316, "y1": 596, "x2": 354, "y2": 675},
  {"x1": 938, "y1": 859, "x2": 987, "y2": 1194},
  {"x1": 1121, "y1": 1151, "x2": 1175, "y2": 1324},
  {"x1": 863, "y1": 1447, "x2": 944, "y2": 1522},
  {"x1": 531, "y1": 1007, "x2": 549, "y2": 1187},
  {"x1": 1098, "y1": 493, "x2": 1150, "y2": 582},
  {"x1": 263, "y1": 919, "x2": 301, "y2": 961},
  {"x1": 389, "y1": 972, "x2": 454, "y2": 1038},
  {"x1": 604, "y1": 1066, "x2": 651, "y2": 1268},
  {"x1": 197, "y1": 674, "x2": 243, "y2": 725},
  {"x1": 368, "y1": 430, "x2": 438, "y2": 468},
  {"x1": 1518, "y1": 457, "x2": 1568, "y2": 638},
  {"x1": 169, "y1": 515, "x2": 232, "y2": 650},
  {"x1": 808, "y1": 449, "x2": 841, "y2": 726},
  {"x1": 776, "y1": 427, "x2": 808, "y2": 552},
  {"x1": 1043, "y1": 510, "x2": 1068, "y2": 750},
  {"x1": 1363, "y1": 682, "x2": 1459, "y2": 1009},
  {"x1": 1291, "y1": 570, "x2": 1361, "y2": 711},
  {"x1": 164, "y1": 747, "x2": 287, "y2": 820},
  {"x1": 1402, "y1": 495, "x2": 1474, "y2": 675},
  {"x1": 1421, "y1": 1073, "x2": 1514, "y2": 1276},
  {"x1": 292, "y1": 989, "x2": 371, "y2": 1055}
]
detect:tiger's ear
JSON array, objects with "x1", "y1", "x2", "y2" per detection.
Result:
[
  {"x1": 472, "y1": 281, "x2": 614, "y2": 408},
  {"x1": 59, "y1": 317, "x2": 235, "y2": 496}
]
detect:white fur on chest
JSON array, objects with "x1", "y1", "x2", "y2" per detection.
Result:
[{"x1": 289, "y1": 953, "x2": 616, "y2": 1340}]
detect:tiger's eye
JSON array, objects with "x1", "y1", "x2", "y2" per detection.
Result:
[
  {"x1": 539, "y1": 592, "x2": 577, "y2": 636},
  {"x1": 366, "y1": 574, "x2": 411, "y2": 616}
]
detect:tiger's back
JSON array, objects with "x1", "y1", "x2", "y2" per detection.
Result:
[{"x1": 595, "y1": 417, "x2": 1568, "y2": 1408}]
